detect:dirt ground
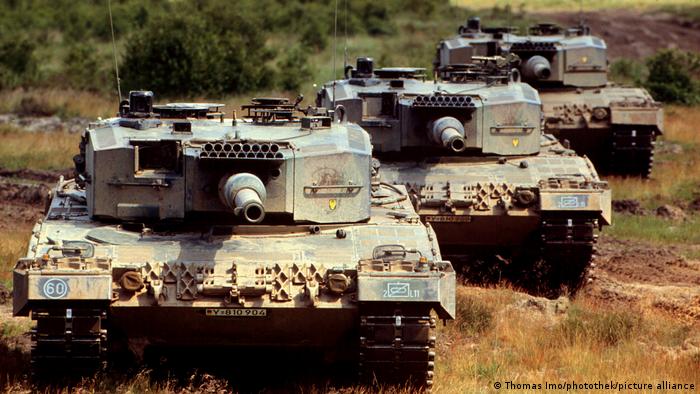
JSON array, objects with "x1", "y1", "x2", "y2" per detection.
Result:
[
  {"x1": 585, "y1": 236, "x2": 700, "y2": 324},
  {"x1": 542, "y1": 10, "x2": 700, "y2": 59}
]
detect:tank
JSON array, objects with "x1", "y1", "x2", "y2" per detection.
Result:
[
  {"x1": 435, "y1": 18, "x2": 664, "y2": 177},
  {"x1": 318, "y1": 57, "x2": 611, "y2": 294},
  {"x1": 12, "y1": 92, "x2": 455, "y2": 388}
]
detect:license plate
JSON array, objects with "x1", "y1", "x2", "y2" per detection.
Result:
[
  {"x1": 423, "y1": 215, "x2": 472, "y2": 223},
  {"x1": 205, "y1": 308, "x2": 267, "y2": 317}
]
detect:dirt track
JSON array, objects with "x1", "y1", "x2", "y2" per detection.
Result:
[
  {"x1": 543, "y1": 10, "x2": 700, "y2": 59},
  {"x1": 586, "y1": 237, "x2": 700, "y2": 324}
]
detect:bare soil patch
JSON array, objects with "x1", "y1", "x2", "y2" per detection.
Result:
[{"x1": 586, "y1": 236, "x2": 700, "y2": 324}]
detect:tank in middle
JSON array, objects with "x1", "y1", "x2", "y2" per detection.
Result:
[{"x1": 318, "y1": 57, "x2": 611, "y2": 295}]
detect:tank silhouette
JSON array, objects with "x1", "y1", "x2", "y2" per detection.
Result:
[
  {"x1": 13, "y1": 92, "x2": 455, "y2": 388},
  {"x1": 435, "y1": 18, "x2": 663, "y2": 177},
  {"x1": 318, "y1": 57, "x2": 611, "y2": 295}
]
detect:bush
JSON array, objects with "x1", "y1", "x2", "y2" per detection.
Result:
[
  {"x1": 644, "y1": 49, "x2": 700, "y2": 105},
  {"x1": 63, "y1": 42, "x2": 110, "y2": 93},
  {"x1": 121, "y1": 8, "x2": 275, "y2": 97},
  {"x1": 609, "y1": 58, "x2": 645, "y2": 86},
  {"x1": 0, "y1": 35, "x2": 36, "y2": 89},
  {"x1": 277, "y1": 46, "x2": 313, "y2": 91}
]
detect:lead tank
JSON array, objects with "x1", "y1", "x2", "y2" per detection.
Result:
[
  {"x1": 318, "y1": 57, "x2": 611, "y2": 295},
  {"x1": 13, "y1": 92, "x2": 455, "y2": 388},
  {"x1": 436, "y1": 18, "x2": 664, "y2": 177}
]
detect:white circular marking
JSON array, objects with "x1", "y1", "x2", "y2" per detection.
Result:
[{"x1": 43, "y1": 278, "x2": 69, "y2": 299}]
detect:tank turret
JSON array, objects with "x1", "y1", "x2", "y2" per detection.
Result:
[
  {"x1": 74, "y1": 91, "x2": 372, "y2": 224},
  {"x1": 319, "y1": 56, "x2": 541, "y2": 157},
  {"x1": 436, "y1": 21, "x2": 607, "y2": 87}
]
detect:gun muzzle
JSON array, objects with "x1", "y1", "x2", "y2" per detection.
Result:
[
  {"x1": 221, "y1": 173, "x2": 267, "y2": 223},
  {"x1": 522, "y1": 55, "x2": 551, "y2": 80},
  {"x1": 429, "y1": 117, "x2": 467, "y2": 153}
]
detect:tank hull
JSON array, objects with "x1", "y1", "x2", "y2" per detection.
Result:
[
  {"x1": 541, "y1": 87, "x2": 663, "y2": 177},
  {"x1": 14, "y1": 180, "x2": 455, "y2": 388},
  {"x1": 378, "y1": 150, "x2": 610, "y2": 294}
]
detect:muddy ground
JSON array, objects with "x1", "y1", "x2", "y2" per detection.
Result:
[{"x1": 542, "y1": 10, "x2": 700, "y2": 59}]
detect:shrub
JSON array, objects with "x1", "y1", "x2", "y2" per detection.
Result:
[
  {"x1": 609, "y1": 58, "x2": 645, "y2": 86},
  {"x1": 277, "y1": 46, "x2": 313, "y2": 92},
  {"x1": 63, "y1": 42, "x2": 110, "y2": 93},
  {"x1": 644, "y1": 49, "x2": 700, "y2": 105},
  {"x1": 0, "y1": 34, "x2": 36, "y2": 89},
  {"x1": 121, "y1": 7, "x2": 274, "y2": 97}
]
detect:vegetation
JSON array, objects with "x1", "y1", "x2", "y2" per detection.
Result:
[
  {"x1": 0, "y1": 223, "x2": 33, "y2": 288},
  {"x1": 0, "y1": 126, "x2": 80, "y2": 171},
  {"x1": 0, "y1": 0, "x2": 473, "y2": 98},
  {"x1": 610, "y1": 50, "x2": 700, "y2": 105}
]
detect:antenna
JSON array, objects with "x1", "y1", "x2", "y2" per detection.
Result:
[
  {"x1": 578, "y1": 0, "x2": 583, "y2": 26},
  {"x1": 331, "y1": 0, "x2": 339, "y2": 109},
  {"x1": 343, "y1": 0, "x2": 348, "y2": 72},
  {"x1": 107, "y1": 0, "x2": 122, "y2": 102}
]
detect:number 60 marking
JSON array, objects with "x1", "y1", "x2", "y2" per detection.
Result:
[{"x1": 42, "y1": 278, "x2": 69, "y2": 299}]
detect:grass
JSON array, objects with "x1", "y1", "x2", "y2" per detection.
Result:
[
  {"x1": 432, "y1": 287, "x2": 700, "y2": 393},
  {"x1": 606, "y1": 105, "x2": 700, "y2": 246},
  {"x1": 0, "y1": 88, "x2": 116, "y2": 119},
  {"x1": 0, "y1": 126, "x2": 80, "y2": 171},
  {"x1": 0, "y1": 224, "x2": 32, "y2": 289},
  {"x1": 607, "y1": 215, "x2": 700, "y2": 244}
]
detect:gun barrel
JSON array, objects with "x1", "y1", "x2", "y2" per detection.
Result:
[
  {"x1": 221, "y1": 173, "x2": 267, "y2": 223},
  {"x1": 522, "y1": 55, "x2": 551, "y2": 80},
  {"x1": 430, "y1": 117, "x2": 467, "y2": 153}
]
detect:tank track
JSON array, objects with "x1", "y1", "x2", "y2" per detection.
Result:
[
  {"x1": 359, "y1": 311, "x2": 436, "y2": 391},
  {"x1": 31, "y1": 307, "x2": 107, "y2": 375},
  {"x1": 539, "y1": 215, "x2": 597, "y2": 295},
  {"x1": 609, "y1": 127, "x2": 656, "y2": 178}
]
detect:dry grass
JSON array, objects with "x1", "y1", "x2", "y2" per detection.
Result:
[
  {"x1": 432, "y1": 287, "x2": 700, "y2": 393},
  {"x1": 0, "y1": 89, "x2": 116, "y2": 119},
  {"x1": 0, "y1": 127, "x2": 81, "y2": 171},
  {"x1": 0, "y1": 225, "x2": 32, "y2": 288}
]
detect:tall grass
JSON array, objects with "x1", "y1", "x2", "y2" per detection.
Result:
[
  {"x1": 433, "y1": 287, "x2": 700, "y2": 393},
  {"x1": 0, "y1": 127, "x2": 80, "y2": 171},
  {"x1": 0, "y1": 89, "x2": 116, "y2": 119},
  {"x1": 0, "y1": 225, "x2": 32, "y2": 288}
]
